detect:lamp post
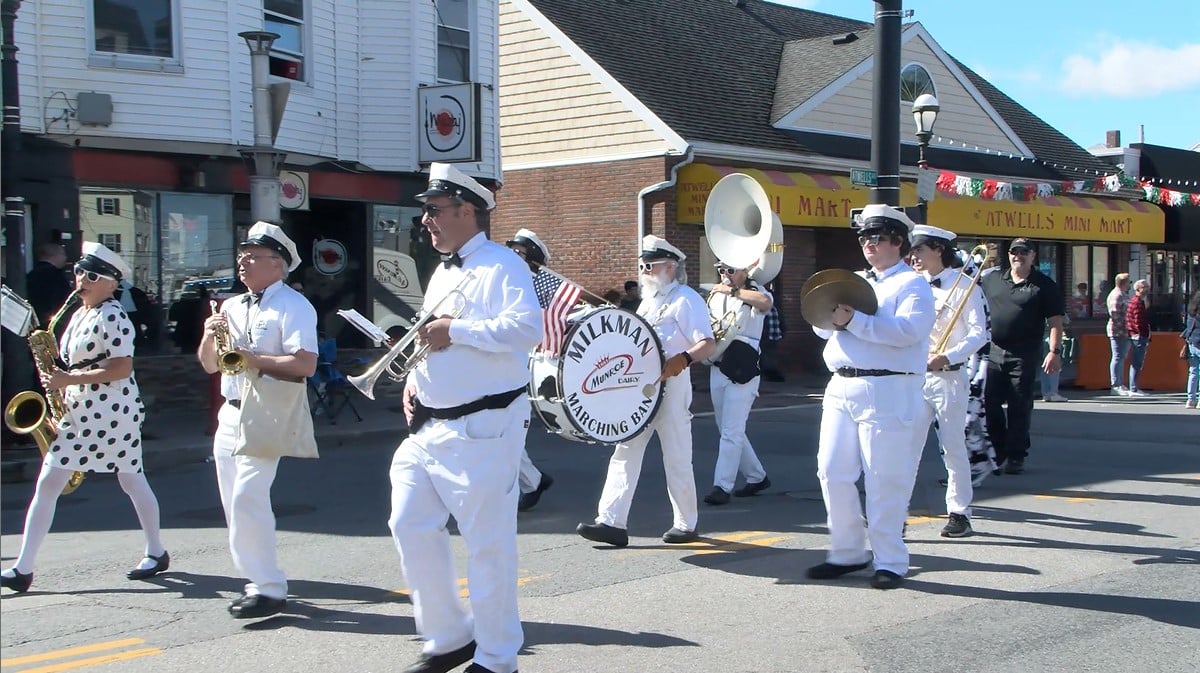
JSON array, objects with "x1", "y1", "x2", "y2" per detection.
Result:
[
  {"x1": 1, "y1": 0, "x2": 32, "y2": 427},
  {"x1": 238, "y1": 30, "x2": 287, "y2": 223},
  {"x1": 869, "y1": 0, "x2": 903, "y2": 207},
  {"x1": 911, "y1": 93, "x2": 939, "y2": 223}
]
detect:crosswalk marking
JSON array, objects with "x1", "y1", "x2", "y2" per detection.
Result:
[{"x1": 1, "y1": 639, "x2": 160, "y2": 673}]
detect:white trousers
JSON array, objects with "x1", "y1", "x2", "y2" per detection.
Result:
[
  {"x1": 213, "y1": 402, "x2": 287, "y2": 600},
  {"x1": 595, "y1": 372, "x2": 698, "y2": 532},
  {"x1": 917, "y1": 369, "x2": 974, "y2": 517},
  {"x1": 709, "y1": 368, "x2": 766, "y2": 492},
  {"x1": 817, "y1": 374, "x2": 924, "y2": 576},
  {"x1": 517, "y1": 449, "x2": 542, "y2": 494},
  {"x1": 388, "y1": 400, "x2": 527, "y2": 673}
]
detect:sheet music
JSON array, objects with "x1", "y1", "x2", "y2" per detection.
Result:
[
  {"x1": 1, "y1": 285, "x2": 34, "y2": 337},
  {"x1": 337, "y1": 309, "x2": 391, "y2": 345}
]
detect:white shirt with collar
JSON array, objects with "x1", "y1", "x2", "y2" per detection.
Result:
[
  {"x1": 219, "y1": 279, "x2": 319, "y2": 401},
  {"x1": 413, "y1": 232, "x2": 542, "y2": 409},
  {"x1": 639, "y1": 280, "x2": 713, "y2": 358},
  {"x1": 926, "y1": 266, "x2": 990, "y2": 367},
  {"x1": 707, "y1": 280, "x2": 767, "y2": 352},
  {"x1": 814, "y1": 261, "x2": 936, "y2": 374}
]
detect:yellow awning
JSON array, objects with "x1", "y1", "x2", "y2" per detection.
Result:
[
  {"x1": 676, "y1": 164, "x2": 916, "y2": 228},
  {"x1": 928, "y1": 192, "x2": 1164, "y2": 244}
]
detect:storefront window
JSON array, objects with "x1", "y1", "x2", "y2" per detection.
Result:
[
  {"x1": 79, "y1": 188, "x2": 158, "y2": 296},
  {"x1": 1068, "y1": 244, "x2": 1112, "y2": 319},
  {"x1": 159, "y1": 192, "x2": 235, "y2": 305}
]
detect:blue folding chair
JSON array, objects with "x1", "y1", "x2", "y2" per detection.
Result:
[{"x1": 309, "y1": 339, "x2": 364, "y2": 424}]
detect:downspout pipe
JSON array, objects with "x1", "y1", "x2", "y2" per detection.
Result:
[{"x1": 636, "y1": 145, "x2": 695, "y2": 258}]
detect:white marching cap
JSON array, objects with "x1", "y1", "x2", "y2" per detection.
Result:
[
  {"x1": 910, "y1": 224, "x2": 957, "y2": 243},
  {"x1": 640, "y1": 235, "x2": 686, "y2": 262},
  {"x1": 855, "y1": 203, "x2": 917, "y2": 233},
  {"x1": 241, "y1": 221, "x2": 301, "y2": 272},
  {"x1": 416, "y1": 162, "x2": 496, "y2": 211},
  {"x1": 506, "y1": 228, "x2": 551, "y2": 264},
  {"x1": 79, "y1": 240, "x2": 132, "y2": 280}
]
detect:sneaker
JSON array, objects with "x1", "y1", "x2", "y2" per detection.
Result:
[
  {"x1": 1111, "y1": 386, "x2": 1129, "y2": 396},
  {"x1": 1043, "y1": 394, "x2": 1068, "y2": 402},
  {"x1": 1185, "y1": 400, "x2": 1197, "y2": 409},
  {"x1": 703, "y1": 486, "x2": 731, "y2": 506},
  {"x1": 941, "y1": 513, "x2": 973, "y2": 538},
  {"x1": 1127, "y1": 389, "x2": 1150, "y2": 397},
  {"x1": 733, "y1": 476, "x2": 771, "y2": 497}
]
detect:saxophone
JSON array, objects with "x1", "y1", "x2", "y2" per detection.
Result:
[
  {"x1": 3, "y1": 290, "x2": 86, "y2": 495},
  {"x1": 209, "y1": 299, "x2": 247, "y2": 375}
]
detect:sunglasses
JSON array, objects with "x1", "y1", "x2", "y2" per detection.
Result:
[
  {"x1": 73, "y1": 265, "x2": 115, "y2": 283},
  {"x1": 858, "y1": 233, "x2": 893, "y2": 247},
  {"x1": 421, "y1": 202, "x2": 462, "y2": 218},
  {"x1": 1009, "y1": 248, "x2": 1031, "y2": 256},
  {"x1": 638, "y1": 260, "x2": 670, "y2": 273},
  {"x1": 716, "y1": 265, "x2": 738, "y2": 276}
]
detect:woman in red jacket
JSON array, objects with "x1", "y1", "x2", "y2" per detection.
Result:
[{"x1": 1125, "y1": 279, "x2": 1151, "y2": 396}]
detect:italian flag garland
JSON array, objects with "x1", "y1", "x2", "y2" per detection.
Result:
[{"x1": 935, "y1": 170, "x2": 1200, "y2": 207}]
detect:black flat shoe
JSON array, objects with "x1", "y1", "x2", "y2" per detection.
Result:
[
  {"x1": 518, "y1": 473, "x2": 554, "y2": 512},
  {"x1": 806, "y1": 560, "x2": 871, "y2": 580},
  {"x1": 402, "y1": 640, "x2": 476, "y2": 673},
  {"x1": 576, "y1": 522, "x2": 629, "y2": 547},
  {"x1": 228, "y1": 594, "x2": 287, "y2": 619},
  {"x1": 661, "y1": 527, "x2": 699, "y2": 544},
  {"x1": 733, "y1": 475, "x2": 772, "y2": 497},
  {"x1": 870, "y1": 569, "x2": 905, "y2": 590},
  {"x1": 1, "y1": 569, "x2": 33, "y2": 593},
  {"x1": 126, "y1": 551, "x2": 170, "y2": 581}
]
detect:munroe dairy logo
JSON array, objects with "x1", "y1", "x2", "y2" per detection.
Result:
[{"x1": 559, "y1": 309, "x2": 663, "y2": 443}]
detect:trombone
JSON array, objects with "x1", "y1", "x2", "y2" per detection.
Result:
[
  {"x1": 931, "y1": 244, "x2": 993, "y2": 356},
  {"x1": 348, "y1": 272, "x2": 475, "y2": 400}
]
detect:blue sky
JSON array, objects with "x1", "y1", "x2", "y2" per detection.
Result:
[{"x1": 775, "y1": 0, "x2": 1200, "y2": 153}]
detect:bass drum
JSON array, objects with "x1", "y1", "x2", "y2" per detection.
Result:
[{"x1": 529, "y1": 306, "x2": 665, "y2": 444}]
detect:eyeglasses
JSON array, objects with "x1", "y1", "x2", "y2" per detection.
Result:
[
  {"x1": 638, "y1": 260, "x2": 670, "y2": 273},
  {"x1": 716, "y1": 265, "x2": 737, "y2": 276},
  {"x1": 858, "y1": 234, "x2": 890, "y2": 247},
  {"x1": 237, "y1": 253, "x2": 281, "y2": 263},
  {"x1": 73, "y1": 265, "x2": 115, "y2": 283},
  {"x1": 421, "y1": 202, "x2": 462, "y2": 218}
]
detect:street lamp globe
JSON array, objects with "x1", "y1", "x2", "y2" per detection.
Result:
[
  {"x1": 912, "y1": 93, "x2": 940, "y2": 167},
  {"x1": 238, "y1": 30, "x2": 279, "y2": 55}
]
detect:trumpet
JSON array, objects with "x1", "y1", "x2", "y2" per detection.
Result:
[
  {"x1": 209, "y1": 300, "x2": 247, "y2": 376},
  {"x1": 931, "y1": 244, "x2": 993, "y2": 356},
  {"x1": 348, "y1": 272, "x2": 475, "y2": 400}
]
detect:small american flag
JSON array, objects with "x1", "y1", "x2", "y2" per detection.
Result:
[{"x1": 533, "y1": 270, "x2": 582, "y2": 352}]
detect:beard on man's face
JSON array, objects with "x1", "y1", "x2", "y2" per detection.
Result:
[{"x1": 639, "y1": 267, "x2": 675, "y2": 297}]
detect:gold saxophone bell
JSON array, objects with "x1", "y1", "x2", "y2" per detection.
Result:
[{"x1": 210, "y1": 300, "x2": 246, "y2": 375}]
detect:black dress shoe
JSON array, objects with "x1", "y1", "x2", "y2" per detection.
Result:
[
  {"x1": 464, "y1": 664, "x2": 513, "y2": 673},
  {"x1": 1, "y1": 569, "x2": 33, "y2": 593},
  {"x1": 1004, "y1": 458, "x2": 1025, "y2": 475},
  {"x1": 402, "y1": 640, "x2": 476, "y2": 673},
  {"x1": 126, "y1": 551, "x2": 170, "y2": 581},
  {"x1": 806, "y1": 560, "x2": 871, "y2": 580},
  {"x1": 518, "y1": 473, "x2": 554, "y2": 512},
  {"x1": 576, "y1": 522, "x2": 629, "y2": 547},
  {"x1": 703, "y1": 486, "x2": 730, "y2": 505},
  {"x1": 870, "y1": 569, "x2": 905, "y2": 590},
  {"x1": 228, "y1": 594, "x2": 287, "y2": 619},
  {"x1": 733, "y1": 475, "x2": 771, "y2": 497},
  {"x1": 662, "y1": 527, "x2": 698, "y2": 544}
]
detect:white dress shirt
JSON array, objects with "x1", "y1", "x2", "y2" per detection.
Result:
[
  {"x1": 219, "y1": 280, "x2": 319, "y2": 401},
  {"x1": 639, "y1": 281, "x2": 713, "y2": 358},
  {"x1": 707, "y1": 280, "x2": 767, "y2": 352},
  {"x1": 815, "y1": 261, "x2": 936, "y2": 374},
  {"x1": 926, "y1": 266, "x2": 990, "y2": 366},
  {"x1": 413, "y1": 232, "x2": 542, "y2": 409}
]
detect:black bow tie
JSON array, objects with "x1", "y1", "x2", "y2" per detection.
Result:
[
  {"x1": 441, "y1": 252, "x2": 463, "y2": 269},
  {"x1": 865, "y1": 270, "x2": 878, "y2": 281},
  {"x1": 930, "y1": 278, "x2": 942, "y2": 288},
  {"x1": 244, "y1": 291, "x2": 264, "y2": 305}
]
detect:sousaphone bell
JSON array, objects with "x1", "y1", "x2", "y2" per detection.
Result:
[{"x1": 799, "y1": 269, "x2": 877, "y2": 330}]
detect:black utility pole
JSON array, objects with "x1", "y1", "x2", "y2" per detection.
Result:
[{"x1": 869, "y1": 0, "x2": 902, "y2": 207}]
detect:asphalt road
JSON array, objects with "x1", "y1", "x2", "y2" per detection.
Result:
[{"x1": 2, "y1": 397, "x2": 1198, "y2": 673}]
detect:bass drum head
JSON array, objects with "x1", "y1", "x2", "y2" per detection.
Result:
[{"x1": 530, "y1": 306, "x2": 665, "y2": 444}]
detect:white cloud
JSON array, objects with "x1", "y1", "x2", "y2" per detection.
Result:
[{"x1": 1060, "y1": 41, "x2": 1200, "y2": 97}]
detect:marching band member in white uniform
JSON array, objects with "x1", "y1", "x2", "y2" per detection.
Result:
[
  {"x1": 807, "y1": 205, "x2": 935, "y2": 590},
  {"x1": 908, "y1": 225, "x2": 990, "y2": 538},
  {"x1": 390, "y1": 163, "x2": 541, "y2": 673},
  {"x1": 703, "y1": 262, "x2": 773, "y2": 505},
  {"x1": 199, "y1": 221, "x2": 318, "y2": 619},
  {"x1": 577, "y1": 236, "x2": 715, "y2": 547},
  {"x1": 504, "y1": 228, "x2": 556, "y2": 512}
]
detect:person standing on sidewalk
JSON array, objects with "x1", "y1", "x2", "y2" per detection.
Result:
[
  {"x1": 1182, "y1": 290, "x2": 1200, "y2": 409},
  {"x1": 504, "y1": 228, "x2": 557, "y2": 512},
  {"x1": 1125, "y1": 279, "x2": 1152, "y2": 397},
  {"x1": 908, "y1": 225, "x2": 989, "y2": 538},
  {"x1": 390, "y1": 164, "x2": 541, "y2": 673},
  {"x1": 703, "y1": 261, "x2": 772, "y2": 506},
  {"x1": 576, "y1": 235, "x2": 715, "y2": 547},
  {"x1": 199, "y1": 222, "x2": 318, "y2": 620},
  {"x1": 1106, "y1": 273, "x2": 1132, "y2": 395},
  {"x1": 806, "y1": 205, "x2": 935, "y2": 590},
  {"x1": 980, "y1": 237, "x2": 1064, "y2": 476}
]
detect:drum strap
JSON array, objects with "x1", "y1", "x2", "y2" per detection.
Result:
[{"x1": 410, "y1": 386, "x2": 526, "y2": 433}]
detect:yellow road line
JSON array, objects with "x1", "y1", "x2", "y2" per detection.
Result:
[
  {"x1": 693, "y1": 534, "x2": 791, "y2": 555},
  {"x1": 1, "y1": 639, "x2": 147, "y2": 667},
  {"x1": 1034, "y1": 494, "x2": 1101, "y2": 503},
  {"x1": 392, "y1": 572, "x2": 547, "y2": 599},
  {"x1": 17, "y1": 648, "x2": 160, "y2": 673}
]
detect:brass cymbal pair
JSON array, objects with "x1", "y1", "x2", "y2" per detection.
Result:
[{"x1": 799, "y1": 269, "x2": 878, "y2": 330}]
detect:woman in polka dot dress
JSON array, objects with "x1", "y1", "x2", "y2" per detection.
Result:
[{"x1": 1, "y1": 242, "x2": 170, "y2": 594}]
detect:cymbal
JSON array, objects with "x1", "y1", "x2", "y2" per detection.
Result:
[{"x1": 800, "y1": 270, "x2": 877, "y2": 330}]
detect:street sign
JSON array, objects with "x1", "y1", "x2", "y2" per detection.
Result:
[{"x1": 850, "y1": 168, "x2": 877, "y2": 186}]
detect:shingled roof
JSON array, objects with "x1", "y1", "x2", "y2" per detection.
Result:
[{"x1": 524, "y1": 0, "x2": 1115, "y2": 182}]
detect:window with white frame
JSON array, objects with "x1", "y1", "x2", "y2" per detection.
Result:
[
  {"x1": 98, "y1": 233, "x2": 123, "y2": 253},
  {"x1": 91, "y1": 0, "x2": 181, "y2": 71},
  {"x1": 436, "y1": 0, "x2": 471, "y2": 82},
  {"x1": 900, "y1": 63, "x2": 936, "y2": 102},
  {"x1": 265, "y1": 0, "x2": 306, "y2": 81},
  {"x1": 96, "y1": 197, "x2": 121, "y2": 216}
]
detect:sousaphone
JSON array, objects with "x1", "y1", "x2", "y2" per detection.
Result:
[
  {"x1": 799, "y1": 269, "x2": 877, "y2": 330},
  {"x1": 702, "y1": 173, "x2": 785, "y2": 364}
]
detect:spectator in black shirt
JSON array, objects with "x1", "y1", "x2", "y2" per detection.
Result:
[
  {"x1": 26, "y1": 243, "x2": 72, "y2": 326},
  {"x1": 979, "y1": 237, "x2": 1064, "y2": 475},
  {"x1": 619, "y1": 280, "x2": 641, "y2": 311}
]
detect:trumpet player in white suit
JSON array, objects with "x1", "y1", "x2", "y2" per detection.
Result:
[
  {"x1": 703, "y1": 261, "x2": 773, "y2": 505},
  {"x1": 907, "y1": 225, "x2": 990, "y2": 538}
]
